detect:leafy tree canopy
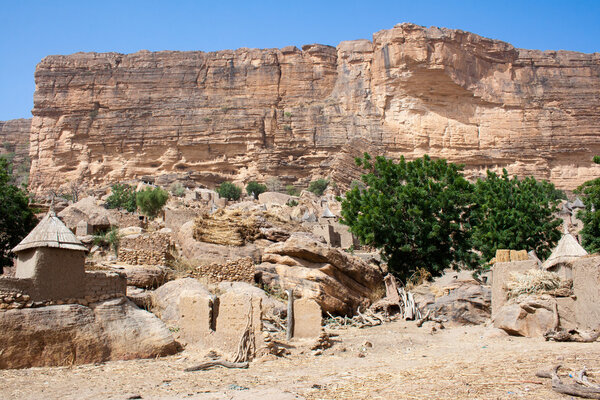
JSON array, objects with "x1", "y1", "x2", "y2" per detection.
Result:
[
  {"x1": 106, "y1": 183, "x2": 137, "y2": 212},
  {"x1": 575, "y1": 156, "x2": 600, "y2": 253},
  {"x1": 339, "y1": 154, "x2": 478, "y2": 281},
  {"x1": 471, "y1": 169, "x2": 562, "y2": 261},
  {"x1": 0, "y1": 158, "x2": 37, "y2": 269},
  {"x1": 136, "y1": 187, "x2": 169, "y2": 219},
  {"x1": 245, "y1": 181, "x2": 267, "y2": 199},
  {"x1": 216, "y1": 181, "x2": 242, "y2": 201}
]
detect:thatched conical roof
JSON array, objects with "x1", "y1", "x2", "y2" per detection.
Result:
[
  {"x1": 12, "y1": 210, "x2": 88, "y2": 253},
  {"x1": 321, "y1": 205, "x2": 336, "y2": 218},
  {"x1": 542, "y1": 233, "x2": 587, "y2": 270},
  {"x1": 571, "y1": 197, "x2": 585, "y2": 209}
]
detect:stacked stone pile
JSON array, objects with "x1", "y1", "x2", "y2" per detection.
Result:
[
  {"x1": 190, "y1": 257, "x2": 255, "y2": 283},
  {"x1": 0, "y1": 290, "x2": 124, "y2": 309},
  {"x1": 118, "y1": 232, "x2": 173, "y2": 265}
]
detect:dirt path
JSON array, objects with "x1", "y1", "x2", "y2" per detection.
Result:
[{"x1": 1, "y1": 321, "x2": 599, "y2": 400}]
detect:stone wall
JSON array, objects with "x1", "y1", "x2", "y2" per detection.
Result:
[
  {"x1": 191, "y1": 257, "x2": 255, "y2": 283},
  {"x1": 0, "y1": 271, "x2": 126, "y2": 310},
  {"x1": 572, "y1": 256, "x2": 600, "y2": 330},
  {"x1": 118, "y1": 232, "x2": 173, "y2": 265},
  {"x1": 85, "y1": 271, "x2": 127, "y2": 299}
]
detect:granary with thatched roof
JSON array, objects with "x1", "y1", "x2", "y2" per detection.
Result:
[
  {"x1": 11, "y1": 210, "x2": 89, "y2": 301},
  {"x1": 542, "y1": 232, "x2": 588, "y2": 280}
]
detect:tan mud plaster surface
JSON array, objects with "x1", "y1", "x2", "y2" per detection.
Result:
[{"x1": 1, "y1": 321, "x2": 599, "y2": 400}]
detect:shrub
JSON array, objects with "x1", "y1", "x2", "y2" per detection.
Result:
[
  {"x1": 308, "y1": 179, "x2": 329, "y2": 196},
  {"x1": 170, "y1": 182, "x2": 186, "y2": 197},
  {"x1": 287, "y1": 199, "x2": 299, "y2": 207},
  {"x1": 285, "y1": 185, "x2": 300, "y2": 196},
  {"x1": 216, "y1": 181, "x2": 242, "y2": 201},
  {"x1": 106, "y1": 183, "x2": 137, "y2": 212},
  {"x1": 136, "y1": 187, "x2": 169, "y2": 219},
  {"x1": 246, "y1": 181, "x2": 267, "y2": 199},
  {"x1": 266, "y1": 177, "x2": 282, "y2": 192},
  {"x1": 93, "y1": 227, "x2": 121, "y2": 257}
]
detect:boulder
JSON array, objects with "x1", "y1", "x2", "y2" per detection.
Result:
[
  {"x1": 493, "y1": 295, "x2": 556, "y2": 337},
  {"x1": 177, "y1": 221, "x2": 262, "y2": 265},
  {"x1": 58, "y1": 196, "x2": 114, "y2": 231},
  {"x1": 258, "y1": 192, "x2": 292, "y2": 205},
  {"x1": 151, "y1": 278, "x2": 214, "y2": 324},
  {"x1": 413, "y1": 279, "x2": 491, "y2": 325},
  {"x1": 107, "y1": 264, "x2": 172, "y2": 289},
  {"x1": 0, "y1": 297, "x2": 178, "y2": 369},
  {"x1": 256, "y1": 233, "x2": 383, "y2": 315}
]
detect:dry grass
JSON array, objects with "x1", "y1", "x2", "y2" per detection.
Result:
[{"x1": 505, "y1": 269, "x2": 561, "y2": 299}]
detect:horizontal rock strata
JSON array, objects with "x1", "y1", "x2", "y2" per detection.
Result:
[
  {"x1": 0, "y1": 118, "x2": 31, "y2": 185},
  {"x1": 28, "y1": 23, "x2": 600, "y2": 194}
]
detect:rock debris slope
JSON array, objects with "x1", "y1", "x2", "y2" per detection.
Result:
[{"x1": 28, "y1": 23, "x2": 600, "y2": 194}]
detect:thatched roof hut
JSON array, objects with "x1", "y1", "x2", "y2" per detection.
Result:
[
  {"x1": 542, "y1": 233, "x2": 587, "y2": 271},
  {"x1": 13, "y1": 210, "x2": 87, "y2": 253}
]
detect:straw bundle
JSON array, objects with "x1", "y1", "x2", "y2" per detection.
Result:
[{"x1": 505, "y1": 269, "x2": 561, "y2": 299}]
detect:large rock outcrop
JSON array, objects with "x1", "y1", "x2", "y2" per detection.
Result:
[
  {"x1": 256, "y1": 233, "x2": 384, "y2": 314},
  {"x1": 0, "y1": 297, "x2": 178, "y2": 369},
  {"x1": 28, "y1": 23, "x2": 600, "y2": 194},
  {"x1": 0, "y1": 118, "x2": 31, "y2": 186}
]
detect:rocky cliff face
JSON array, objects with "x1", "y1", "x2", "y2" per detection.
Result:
[
  {"x1": 1, "y1": 118, "x2": 31, "y2": 185},
  {"x1": 29, "y1": 23, "x2": 600, "y2": 194}
]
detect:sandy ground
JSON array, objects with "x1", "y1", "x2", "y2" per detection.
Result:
[{"x1": 1, "y1": 320, "x2": 599, "y2": 400}]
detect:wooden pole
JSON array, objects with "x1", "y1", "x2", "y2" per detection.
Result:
[{"x1": 286, "y1": 289, "x2": 294, "y2": 341}]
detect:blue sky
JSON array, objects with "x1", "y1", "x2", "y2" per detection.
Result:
[{"x1": 1, "y1": 0, "x2": 599, "y2": 120}]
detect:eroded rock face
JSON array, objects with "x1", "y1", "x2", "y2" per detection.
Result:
[
  {"x1": 0, "y1": 118, "x2": 31, "y2": 186},
  {"x1": 28, "y1": 23, "x2": 600, "y2": 194},
  {"x1": 0, "y1": 297, "x2": 178, "y2": 369},
  {"x1": 256, "y1": 233, "x2": 383, "y2": 315}
]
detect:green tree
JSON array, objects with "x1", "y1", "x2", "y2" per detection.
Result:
[
  {"x1": 339, "y1": 154, "x2": 477, "y2": 281},
  {"x1": 0, "y1": 158, "x2": 37, "y2": 270},
  {"x1": 471, "y1": 169, "x2": 562, "y2": 261},
  {"x1": 136, "y1": 187, "x2": 169, "y2": 219},
  {"x1": 106, "y1": 183, "x2": 137, "y2": 212},
  {"x1": 245, "y1": 181, "x2": 267, "y2": 199},
  {"x1": 308, "y1": 179, "x2": 329, "y2": 196},
  {"x1": 575, "y1": 156, "x2": 600, "y2": 253},
  {"x1": 216, "y1": 181, "x2": 242, "y2": 201}
]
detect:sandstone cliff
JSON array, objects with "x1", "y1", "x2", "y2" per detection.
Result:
[
  {"x1": 29, "y1": 23, "x2": 600, "y2": 194},
  {"x1": 1, "y1": 118, "x2": 31, "y2": 185}
]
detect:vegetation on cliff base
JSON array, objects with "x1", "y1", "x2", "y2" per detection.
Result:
[
  {"x1": 471, "y1": 169, "x2": 562, "y2": 261},
  {"x1": 339, "y1": 153, "x2": 564, "y2": 282},
  {"x1": 308, "y1": 179, "x2": 329, "y2": 196},
  {"x1": 136, "y1": 187, "x2": 169, "y2": 219},
  {"x1": 0, "y1": 158, "x2": 36, "y2": 270},
  {"x1": 245, "y1": 181, "x2": 267, "y2": 199},
  {"x1": 106, "y1": 183, "x2": 137, "y2": 212},
  {"x1": 575, "y1": 156, "x2": 600, "y2": 253},
  {"x1": 339, "y1": 154, "x2": 478, "y2": 281},
  {"x1": 216, "y1": 181, "x2": 242, "y2": 201}
]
